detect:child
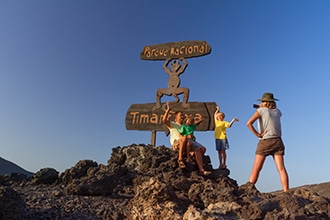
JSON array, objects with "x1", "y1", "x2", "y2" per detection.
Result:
[
  {"x1": 179, "y1": 115, "x2": 203, "y2": 164},
  {"x1": 214, "y1": 106, "x2": 239, "y2": 169}
]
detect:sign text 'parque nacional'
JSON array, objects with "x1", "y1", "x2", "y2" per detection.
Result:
[{"x1": 140, "y1": 40, "x2": 211, "y2": 60}]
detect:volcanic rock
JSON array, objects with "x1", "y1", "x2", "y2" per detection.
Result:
[{"x1": 1, "y1": 144, "x2": 329, "y2": 219}]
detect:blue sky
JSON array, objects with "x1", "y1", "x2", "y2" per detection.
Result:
[{"x1": 0, "y1": 1, "x2": 329, "y2": 192}]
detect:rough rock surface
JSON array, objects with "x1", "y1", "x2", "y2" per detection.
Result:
[
  {"x1": 0, "y1": 186, "x2": 26, "y2": 220},
  {"x1": 1, "y1": 144, "x2": 330, "y2": 219}
]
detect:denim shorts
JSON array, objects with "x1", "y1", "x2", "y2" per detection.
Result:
[{"x1": 215, "y1": 139, "x2": 229, "y2": 151}]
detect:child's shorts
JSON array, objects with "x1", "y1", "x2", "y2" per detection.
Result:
[{"x1": 216, "y1": 139, "x2": 229, "y2": 151}]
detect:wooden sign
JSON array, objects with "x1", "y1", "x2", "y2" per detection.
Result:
[
  {"x1": 140, "y1": 40, "x2": 211, "y2": 60},
  {"x1": 125, "y1": 102, "x2": 217, "y2": 132}
]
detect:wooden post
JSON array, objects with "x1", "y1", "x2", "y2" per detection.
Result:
[{"x1": 151, "y1": 130, "x2": 156, "y2": 146}]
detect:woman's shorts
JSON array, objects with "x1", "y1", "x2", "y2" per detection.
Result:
[
  {"x1": 188, "y1": 139, "x2": 204, "y2": 151},
  {"x1": 256, "y1": 137, "x2": 285, "y2": 156},
  {"x1": 172, "y1": 139, "x2": 204, "y2": 152},
  {"x1": 215, "y1": 139, "x2": 229, "y2": 151}
]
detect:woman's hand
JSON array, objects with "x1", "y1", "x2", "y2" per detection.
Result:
[{"x1": 257, "y1": 131, "x2": 267, "y2": 138}]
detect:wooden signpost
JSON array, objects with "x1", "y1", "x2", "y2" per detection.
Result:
[{"x1": 126, "y1": 40, "x2": 213, "y2": 145}]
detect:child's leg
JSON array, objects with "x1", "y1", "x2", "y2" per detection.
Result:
[
  {"x1": 177, "y1": 137, "x2": 187, "y2": 168},
  {"x1": 218, "y1": 150, "x2": 223, "y2": 169},
  {"x1": 222, "y1": 150, "x2": 227, "y2": 168},
  {"x1": 186, "y1": 137, "x2": 191, "y2": 158},
  {"x1": 200, "y1": 147, "x2": 206, "y2": 155},
  {"x1": 179, "y1": 137, "x2": 187, "y2": 161},
  {"x1": 186, "y1": 140, "x2": 193, "y2": 163},
  {"x1": 219, "y1": 150, "x2": 227, "y2": 169},
  {"x1": 216, "y1": 139, "x2": 222, "y2": 169}
]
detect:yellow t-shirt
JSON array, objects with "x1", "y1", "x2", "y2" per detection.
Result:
[{"x1": 214, "y1": 120, "x2": 230, "y2": 139}]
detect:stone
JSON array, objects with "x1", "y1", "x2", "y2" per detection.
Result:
[
  {"x1": 0, "y1": 186, "x2": 26, "y2": 220},
  {"x1": 31, "y1": 167, "x2": 59, "y2": 184},
  {"x1": 1, "y1": 144, "x2": 329, "y2": 219}
]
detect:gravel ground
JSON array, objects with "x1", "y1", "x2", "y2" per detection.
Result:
[{"x1": 12, "y1": 184, "x2": 128, "y2": 220}]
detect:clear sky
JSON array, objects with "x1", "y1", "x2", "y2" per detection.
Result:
[{"x1": 1, "y1": 1, "x2": 329, "y2": 192}]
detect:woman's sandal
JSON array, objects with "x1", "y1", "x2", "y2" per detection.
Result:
[
  {"x1": 178, "y1": 160, "x2": 186, "y2": 168},
  {"x1": 200, "y1": 170, "x2": 211, "y2": 176}
]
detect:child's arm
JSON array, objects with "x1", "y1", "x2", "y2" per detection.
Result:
[
  {"x1": 214, "y1": 106, "x2": 220, "y2": 121},
  {"x1": 228, "y1": 117, "x2": 239, "y2": 128}
]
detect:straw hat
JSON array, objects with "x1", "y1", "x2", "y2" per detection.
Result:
[{"x1": 256, "y1": 92, "x2": 279, "y2": 101}]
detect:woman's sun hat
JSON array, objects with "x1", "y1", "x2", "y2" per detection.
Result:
[{"x1": 257, "y1": 92, "x2": 279, "y2": 101}]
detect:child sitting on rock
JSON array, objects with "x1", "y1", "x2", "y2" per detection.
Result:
[{"x1": 179, "y1": 115, "x2": 203, "y2": 164}]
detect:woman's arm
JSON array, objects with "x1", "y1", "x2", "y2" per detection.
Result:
[{"x1": 246, "y1": 111, "x2": 263, "y2": 138}]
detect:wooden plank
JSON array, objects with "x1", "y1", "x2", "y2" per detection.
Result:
[
  {"x1": 204, "y1": 102, "x2": 217, "y2": 130},
  {"x1": 140, "y1": 40, "x2": 212, "y2": 60},
  {"x1": 125, "y1": 102, "x2": 217, "y2": 131},
  {"x1": 150, "y1": 130, "x2": 156, "y2": 146}
]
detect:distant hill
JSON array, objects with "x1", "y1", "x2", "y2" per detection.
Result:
[{"x1": 0, "y1": 157, "x2": 34, "y2": 177}]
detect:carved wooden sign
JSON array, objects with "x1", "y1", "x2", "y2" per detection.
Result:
[
  {"x1": 128, "y1": 40, "x2": 213, "y2": 145},
  {"x1": 125, "y1": 102, "x2": 217, "y2": 133},
  {"x1": 140, "y1": 40, "x2": 211, "y2": 60}
]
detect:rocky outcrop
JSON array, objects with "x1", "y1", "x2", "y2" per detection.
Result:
[
  {"x1": 31, "y1": 168, "x2": 59, "y2": 184},
  {"x1": 1, "y1": 144, "x2": 330, "y2": 219},
  {"x1": 0, "y1": 186, "x2": 26, "y2": 220}
]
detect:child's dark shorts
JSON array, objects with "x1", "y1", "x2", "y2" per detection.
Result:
[
  {"x1": 215, "y1": 139, "x2": 229, "y2": 151},
  {"x1": 256, "y1": 137, "x2": 285, "y2": 156}
]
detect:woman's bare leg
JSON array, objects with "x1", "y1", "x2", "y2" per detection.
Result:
[
  {"x1": 249, "y1": 155, "x2": 266, "y2": 184},
  {"x1": 274, "y1": 155, "x2": 289, "y2": 192}
]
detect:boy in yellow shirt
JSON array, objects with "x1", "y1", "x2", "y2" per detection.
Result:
[{"x1": 214, "y1": 106, "x2": 239, "y2": 169}]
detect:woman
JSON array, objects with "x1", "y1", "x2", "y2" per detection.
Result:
[{"x1": 246, "y1": 92, "x2": 289, "y2": 192}]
